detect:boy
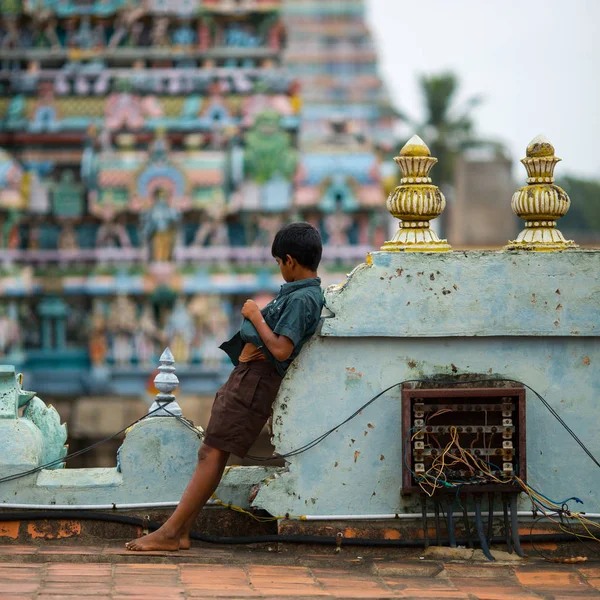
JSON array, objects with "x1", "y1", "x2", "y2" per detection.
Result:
[{"x1": 126, "y1": 222, "x2": 324, "y2": 551}]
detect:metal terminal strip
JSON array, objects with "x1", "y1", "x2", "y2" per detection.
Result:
[
  {"x1": 415, "y1": 426, "x2": 515, "y2": 434},
  {"x1": 414, "y1": 448, "x2": 514, "y2": 458},
  {"x1": 413, "y1": 403, "x2": 514, "y2": 412}
]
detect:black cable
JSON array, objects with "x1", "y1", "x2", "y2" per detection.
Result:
[
  {"x1": 0, "y1": 405, "x2": 166, "y2": 485},
  {"x1": 510, "y1": 493, "x2": 525, "y2": 558},
  {"x1": 474, "y1": 495, "x2": 495, "y2": 561},
  {"x1": 243, "y1": 377, "x2": 600, "y2": 469},
  {"x1": 248, "y1": 379, "x2": 425, "y2": 461},
  {"x1": 4, "y1": 377, "x2": 599, "y2": 488},
  {"x1": 502, "y1": 494, "x2": 513, "y2": 554},
  {"x1": 505, "y1": 380, "x2": 600, "y2": 470},
  {"x1": 0, "y1": 511, "x2": 588, "y2": 549}
]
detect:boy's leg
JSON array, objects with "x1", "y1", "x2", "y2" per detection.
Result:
[{"x1": 126, "y1": 444, "x2": 230, "y2": 551}]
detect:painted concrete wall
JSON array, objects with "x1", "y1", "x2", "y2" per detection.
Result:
[
  {"x1": 1, "y1": 409, "x2": 275, "y2": 509},
  {"x1": 1, "y1": 250, "x2": 598, "y2": 520},
  {"x1": 254, "y1": 250, "x2": 600, "y2": 516}
]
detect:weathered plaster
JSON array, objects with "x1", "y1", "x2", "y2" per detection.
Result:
[
  {"x1": 1, "y1": 415, "x2": 276, "y2": 509},
  {"x1": 255, "y1": 250, "x2": 600, "y2": 516},
  {"x1": 323, "y1": 251, "x2": 599, "y2": 337}
]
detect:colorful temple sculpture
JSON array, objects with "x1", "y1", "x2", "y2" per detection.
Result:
[{"x1": 0, "y1": 0, "x2": 396, "y2": 447}]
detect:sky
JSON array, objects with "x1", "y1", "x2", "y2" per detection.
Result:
[{"x1": 366, "y1": 0, "x2": 600, "y2": 179}]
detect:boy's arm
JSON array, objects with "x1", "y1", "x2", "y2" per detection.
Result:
[{"x1": 242, "y1": 300, "x2": 294, "y2": 362}]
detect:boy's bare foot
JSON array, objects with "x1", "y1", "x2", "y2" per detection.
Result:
[
  {"x1": 125, "y1": 529, "x2": 180, "y2": 552},
  {"x1": 179, "y1": 532, "x2": 191, "y2": 550}
]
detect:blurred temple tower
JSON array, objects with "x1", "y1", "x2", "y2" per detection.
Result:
[
  {"x1": 283, "y1": 0, "x2": 396, "y2": 146},
  {"x1": 283, "y1": 0, "x2": 399, "y2": 248},
  {"x1": 0, "y1": 0, "x2": 398, "y2": 464}
]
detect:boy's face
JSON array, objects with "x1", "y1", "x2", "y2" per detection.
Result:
[{"x1": 275, "y1": 255, "x2": 295, "y2": 282}]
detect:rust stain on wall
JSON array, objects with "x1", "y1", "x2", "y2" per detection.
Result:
[
  {"x1": 0, "y1": 521, "x2": 19, "y2": 539},
  {"x1": 27, "y1": 520, "x2": 81, "y2": 540}
]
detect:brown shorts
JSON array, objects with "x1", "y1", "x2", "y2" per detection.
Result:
[{"x1": 204, "y1": 360, "x2": 282, "y2": 458}]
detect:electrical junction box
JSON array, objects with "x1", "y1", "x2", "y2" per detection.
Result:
[{"x1": 401, "y1": 386, "x2": 526, "y2": 494}]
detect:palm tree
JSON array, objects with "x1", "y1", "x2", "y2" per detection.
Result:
[{"x1": 404, "y1": 72, "x2": 504, "y2": 189}]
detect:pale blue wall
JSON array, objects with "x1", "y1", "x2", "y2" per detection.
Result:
[
  {"x1": 254, "y1": 250, "x2": 600, "y2": 516},
  {"x1": 2, "y1": 250, "x2": 598, "y2": 519}
]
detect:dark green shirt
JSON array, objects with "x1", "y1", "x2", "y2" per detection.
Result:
[{"x1": 220, "y1": 278, "x2": 324, "y2": 377}]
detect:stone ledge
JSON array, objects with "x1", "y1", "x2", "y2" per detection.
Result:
[{"x1": 322, "y1": 250, "x2": 600, "y2": 338}]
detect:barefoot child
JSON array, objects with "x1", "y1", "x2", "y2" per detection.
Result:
[{"x1": 126, "y1": 222, "x2": 324, "y2": 551}]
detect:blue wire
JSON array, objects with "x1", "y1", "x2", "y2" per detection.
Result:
[{"x1": 526, "y1": 483, "x2": 583, "y2": 507}]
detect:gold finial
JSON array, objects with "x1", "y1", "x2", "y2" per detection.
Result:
[
  {"x1": 381, "y1": 135, "x2": 451, "y2": 252},
  {"x1": 505, "y1": 135, "x2": 577, "y2": 251}
]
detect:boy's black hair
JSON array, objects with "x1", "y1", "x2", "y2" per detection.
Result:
[{"x1": 271, "y1": 222, "x2": 322, "y2": 271}]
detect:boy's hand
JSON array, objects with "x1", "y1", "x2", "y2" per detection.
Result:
[{"x1": 241, "y1": 299, "x2": 261, "y2": 321}]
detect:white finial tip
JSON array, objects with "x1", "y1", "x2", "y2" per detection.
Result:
[
  {"x1": 400, "y1": 134, "x2": 431, "y2": 157},
  {"x1": 526, "y1": 134, "x2": 555, "y2": 158},
  {"x1": 407, "y1": 134, "x2": 426, "y2": 146},
  {"x1": 529, "y1": 133, "x2": 550, "y2": 145},
  {"x1": 159, "y1": 347, "x2": 174, "y2": 363}
]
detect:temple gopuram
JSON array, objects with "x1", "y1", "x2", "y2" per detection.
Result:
[
  {"x1": 284, "y1": 0, "x2": 399, "y2": 204},
  {"x1": 0, "y1": 0, "x2": 397, "y2": 459}
]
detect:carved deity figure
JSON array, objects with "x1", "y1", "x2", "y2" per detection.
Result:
[
  {"x1": 244, "y1": 110, "x2": 297, "y2": 184},
  {"x1": 324, "y1": 210, "x2": 353, "y2": 246},
  {"x1": 30, "y1": 10, "x2": 61, "y2": 50},
  {"x1": 0, "y1": 149, "x2": 24, "y2": 213},
  {"x1": 0, "y1": 0, "x2": 21, "y2": 50},
  {"x1": 151, "y1": 16, "x2": 170, "y2": 48},
  {"x1": 51, "y1": 170, "x2": 83, "y2": 218},
  {"x1": 166, "y1": 299, "x2": 193, "y2": 364},
  {"x1": 254, "y1": 213, "x2": 283, "y2": 247},
  {"x1": 108, "y1": 295, "x2": 137, "y2": 366},
  {"x1": 31, "y1": 81, "x2": 59, "y2": 132},
  {"x1": 108, "y1": 4, "x2": 147, "y2": 49},
  {"x1": 0, "y1": 302, "x2": 20, "y2": 357},
  {"x1": 71, "y1": 16, "x2": 103, "y2": 50},
  {"x1": 81, "y1": 125, "x2": 100, "y2": 203},
  {"x1": 141, "y1": 188, "x2": 180, "y2": 262},
  {"x1": 88, "y1": 310, "x2": 108, "y2": 368},
  {"x1": 173, "y1": 19, "x2": 195, "y2": 48},
  {"x1": 57, "y1": 221, "x2": 79, "y2": 251},
  {"x1": 150, "y1": 126, "x2": 170, "y2": 163},
  {"x1": 242, "y1": 81, "x2": 293, "y2": 127},
  {"x1": 96, "y1": 216, "x2": 132, "y2": 249},
  {"x1": 1, "y1": 22, "x2": 19, "y2": 50},
  {"x1": 189, "y1": 295, "x2": 229, "y2": 368},
  {"x1": 192, "y1": 201, "x2": 230, "y2": 247},
  {"x1": 105, "y1": 80, "x2": 163, "y2": 132},
  {"x1": 134, "y1": 304, "x2": 163, "y2": 367}
]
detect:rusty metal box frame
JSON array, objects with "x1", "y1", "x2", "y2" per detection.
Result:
[{"x1": 401, "y1": 386, "x2": 527, "y2": 494}]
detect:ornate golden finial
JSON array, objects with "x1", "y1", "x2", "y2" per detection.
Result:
[
  {"x1": 381, "y1": 135, "x2": 451, "y2": 252},
  {"x1": 505, "y1": 135, "x2": 577, "y2": 251}
]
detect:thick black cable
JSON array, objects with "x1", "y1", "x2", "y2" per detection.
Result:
[
  {"x1": 474, "y1": 495, "x2": 495, "y2": 561},
  {"x1": 0, "y1": 511, "x2": 588, "y2": 548}
]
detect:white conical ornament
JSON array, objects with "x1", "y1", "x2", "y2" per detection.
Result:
[
  {"x1": 381, "y1": 135, "x2": 451, "y2": 252},
  {"x1": 148, "y1": 347, "x2": 183, "y2": 417}
]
